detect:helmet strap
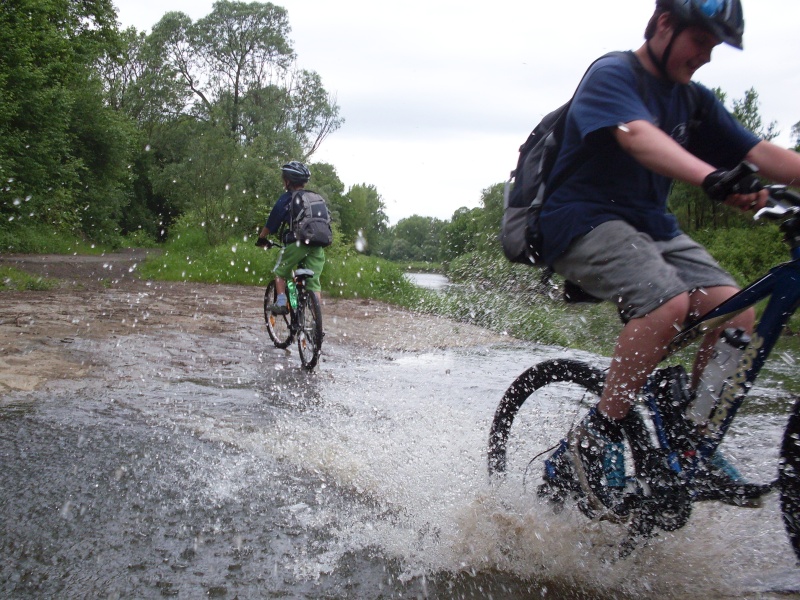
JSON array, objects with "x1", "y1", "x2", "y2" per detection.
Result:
[{"x1": 647, "y1": 20, "x2": 687, "y2": 82}]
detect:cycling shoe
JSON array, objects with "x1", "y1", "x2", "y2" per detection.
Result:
[
  {"x1": 268, "y1": 303, "x2": 289, "y2": 315},
  {"x1": 568, "y1": 420, "x2": 630, "y2": 522}
]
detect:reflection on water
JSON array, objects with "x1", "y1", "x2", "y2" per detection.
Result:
[{"x1": 404, "y1": 272, "x2": 450, "y2": 291}]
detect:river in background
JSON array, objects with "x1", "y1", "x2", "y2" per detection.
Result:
[{"x1": 404, "y1": 272, "x2": 450, "y2": 291}]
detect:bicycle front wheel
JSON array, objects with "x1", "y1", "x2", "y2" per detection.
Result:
[
  {"x1": 264, "y1": 281, "x2": 292, "y2": 349},
  {"x1": 488, "y1": 359, "x2": 605, "y2": 480},
  {"x1": 297, "y1": 291, "x2": 323, "y2": 370},
  {"x1": 779, "y1": 396, "x2": 800, "y2": 562}
]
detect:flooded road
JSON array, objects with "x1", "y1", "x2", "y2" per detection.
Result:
[{"x1": 1, "y1": 254, "x2": 799, "y2": 598}]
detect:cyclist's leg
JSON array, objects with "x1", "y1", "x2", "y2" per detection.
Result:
[
  {"x1": 552, "y1": 223, "x2": 732, "y2": 505},
  {"x1": 271, "y1": 245, "x2": 303, "y2": 313},
  {"x1": 553, "y1": 222, "x2": 701, "y2": 419},
  {"x1": 299, "y1": 247, "x2": 325, "y2": 303},
  {"x1": 599, "y1": 294, "x2": 689, "y2": 418},
  {"x1": 555, "y1": 224, "x2": 766, "y2": 504}
]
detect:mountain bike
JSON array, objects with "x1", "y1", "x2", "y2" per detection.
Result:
[
  {"x1": 488, "y1": 180, "x2": 800, "y2": 560},
  {"x1": 262, "y1": 243, "x2": 323, "y2": 370}
]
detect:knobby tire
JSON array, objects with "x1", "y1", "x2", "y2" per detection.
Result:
[
  {"x1": 779, "y1": 396, "x2": 800, "y2": 562},
  {"x1": 297, "y1": 291, "x2": 323, "y2": 370},
  {"x1": 264, "y1": 280, "x2": 292, "y2": 349},
  {"x1": 488, "y1": 358, "x2": 691, "y2": 545},
  {"x1": 488, "y1": 359, "x2": 604, "y2": 476}
]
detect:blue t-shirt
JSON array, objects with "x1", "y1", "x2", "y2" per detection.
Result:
[
  {"x1": 538, "y1": 53, "x2": 760, "y2": 265},
  {"x1": 265, "y1": 191, "x2": 292, "y2": 236}
]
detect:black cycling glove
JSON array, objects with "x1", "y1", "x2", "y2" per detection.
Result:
[
  {"x1": 255, "y1": 237, "x2": 271, "y2": 248},
  {"x1": 702, "y1": 163, "x2": 762, "y2": 202}
]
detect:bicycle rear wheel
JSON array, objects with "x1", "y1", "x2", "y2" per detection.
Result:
[
  {"x1": 264, "y1": 281, "x2": 292, "y2": 348},
  {"x1": 297, "y1": 291, "x2": 323, "y2": 370},
  {"x1": 779, "y1": 396, "x2": 800, "y2": 562}
]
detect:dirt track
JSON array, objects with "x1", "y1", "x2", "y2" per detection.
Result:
[{"x1": 0, "y1": 250, "x2": 505, "y2": 393}]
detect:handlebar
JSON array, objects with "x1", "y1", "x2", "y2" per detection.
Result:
[
  {"x1": 255, "y1": 237, "x2": 284, "y2": 249},
  {"x1": 754, "y1": 185, "x2": 800, "y2": 222}
]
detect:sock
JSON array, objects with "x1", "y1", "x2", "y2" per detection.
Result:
[{"x1": 276, "y1": 293, "x2": 287, "y2": 306}]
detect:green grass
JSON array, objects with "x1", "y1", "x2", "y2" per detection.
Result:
[
  {"x1": 421, "y1": 277, "x2": 621, "y2": 355},
  {"x1": 0, "y1": 266, "x2": 59, "y2": 291},
  {"x1": 0, "y1": 225, "x2": 156, "y2": 255},
  {"x1": 137, "y1": 232, "x2": 427, "y2": 307}
]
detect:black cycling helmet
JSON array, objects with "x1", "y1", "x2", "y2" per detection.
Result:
[
  {"x1": 658, "y1": 0, "x2": 744, "y2": 49},
  {"x1": 281, "y1": 161, "x2": 310, "y2": 184}
]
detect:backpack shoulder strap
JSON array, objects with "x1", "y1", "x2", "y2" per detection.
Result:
[
  {"x1": 288, "y1": 189, "x2": 306, "y2": 225},
  {"x1": 686, "y1": 81, "x2": 709, "y2": 125},
  {"x1": 544, "y1": 51, "x2": 639, "y2": 199}
]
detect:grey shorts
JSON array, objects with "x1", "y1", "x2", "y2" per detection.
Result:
[{"x1": 552, "y1": 220, "x2": 737, "y2": 322}]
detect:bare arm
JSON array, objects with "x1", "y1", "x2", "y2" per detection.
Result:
[
  {"x1": 612, "y1": 119, "x2": 714, "y2": 185},
  {"x1": 745, "y1": 140, "x2": 800, "y2": 187},
  {"x1": 613, "y1": 119, "x2": 768, "y2": 211}
]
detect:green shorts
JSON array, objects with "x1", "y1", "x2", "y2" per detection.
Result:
[{"x1": 273, "y1": 243, "x2": 325, "y2": 292}]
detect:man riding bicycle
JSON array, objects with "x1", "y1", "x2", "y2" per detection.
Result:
[
  {"x1": 256, "y1": 161, "x2": 326, "y2": 315},
  {"x1": 538, "y1": 0, "x2": 800, "y2": 514}
]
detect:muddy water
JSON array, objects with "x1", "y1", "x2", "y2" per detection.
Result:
[{"x1": 1, "y1": 329, "x2": 799, "y2": 598}]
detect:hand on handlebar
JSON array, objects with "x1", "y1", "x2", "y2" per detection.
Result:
[
  {"x1": 255, "y1": 237, "x2": 273, "y2": 248},
  {"x1": 702, "y1": 162, "x2": 766, "y2": 211}
]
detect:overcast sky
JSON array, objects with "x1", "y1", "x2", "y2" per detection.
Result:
[{"x1": 114, "y1": 0, "x2": 800, "y2": 224}]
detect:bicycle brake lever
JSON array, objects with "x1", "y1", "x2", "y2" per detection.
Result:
[{"x1": 754, "y1": 203, "x2": 796, "y2": 221}]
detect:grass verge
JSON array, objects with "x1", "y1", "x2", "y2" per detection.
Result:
[{"x1": 0, "y1": 266, "x2": 59, "y2": 291}]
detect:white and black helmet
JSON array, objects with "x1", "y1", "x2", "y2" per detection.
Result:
[{"x1": 281, "y1": 161, "x2": 310, "y2": 184}]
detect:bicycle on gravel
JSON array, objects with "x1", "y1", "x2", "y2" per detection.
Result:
[
  {"x1": 262, "y1": 242, "x2": 324, "y2": 370},
  {"x1": 488, "y1": 170, "x2": 800, "y2": 560}
]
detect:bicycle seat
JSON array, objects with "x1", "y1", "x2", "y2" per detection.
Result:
[{"x1": 295, "y1": 268, "x2": 315, "y2": 279}]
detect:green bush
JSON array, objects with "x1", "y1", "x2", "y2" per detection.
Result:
[{"x1": 692, "y1": 224, "x2": 785, "y2": 285}]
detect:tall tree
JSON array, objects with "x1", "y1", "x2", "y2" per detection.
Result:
[
  {"x1": 145, "y1": 1, "x2": 342, "y2": 156},
  {"x1": 390, "y1": 216, "x2": 445, "y2": 262},
  {"x1": 0, "y1": 0, "x2": 134, "y2": 240},
  {"x1": 338, "y1": 184, "x2": 388, "y2": 253},
  {"x1": 112, "y1": 1, "x2": 343, "y2": 241}
]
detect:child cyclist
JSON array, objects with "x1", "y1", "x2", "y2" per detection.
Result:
[
  {"x1": 256, "y1": 162, "x2": 326, "y2": 314},
  {"x1": 538, "y1": 0, "x2": 800, "y2": 514}
]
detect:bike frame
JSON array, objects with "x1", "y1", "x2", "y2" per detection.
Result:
[
  {"x1": 644, "y1": 241, "x2": 800, "y2": 482},
  {"x1": 288, "y1": 271, "x2": 309, "y2": 327}
]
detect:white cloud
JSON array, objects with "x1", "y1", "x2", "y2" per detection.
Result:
[{"x1": 114, "y1": 0, "x2": 800, "y2": 224}]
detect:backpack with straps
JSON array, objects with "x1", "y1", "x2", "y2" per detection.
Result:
[
  {"x1": 289, "y1": 190, "x2": 333, "y2": 247},
  {"x1": 500, "y1": 51, "x2": 704, "y2": 267}
]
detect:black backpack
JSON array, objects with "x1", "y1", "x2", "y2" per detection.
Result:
[
  {"x1": 500, "y1": 51, "x2": 704, "y2": 266},
  {"x1": 289, "y1": 190, "x2": 333, "y2": 247}
]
